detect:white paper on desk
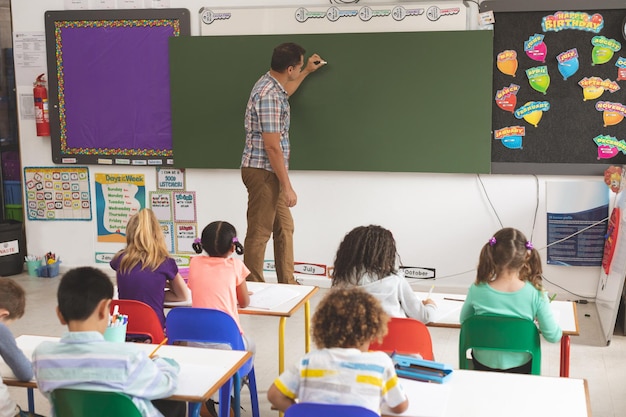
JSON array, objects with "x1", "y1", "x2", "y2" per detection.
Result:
[
  {"x1": 431, "y1": 296, "x2": 464, "y2": 323},
  {"x1": 248, "y1": 285, "x2": 299, "y2": 310},
  {"x1": 382, "y1": 378, "x2": 450, "y2": 417}
]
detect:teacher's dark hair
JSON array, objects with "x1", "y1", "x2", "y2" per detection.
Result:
[
  {"x1": 58, "y1": 267, "x2": 113, "y2": 322},
  {"x1": 271, "y1": 42, "x2": 305, "y2": 72},
  {"x1": 195, "y1": 221, "x2": 244, "y2": 257}
]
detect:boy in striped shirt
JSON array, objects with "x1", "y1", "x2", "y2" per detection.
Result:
[{"x1": 268, "y1": 287, "x2": 408, "y2": 415}]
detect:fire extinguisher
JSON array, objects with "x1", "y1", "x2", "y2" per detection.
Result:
[{"x1": 33, "y1": 73, "x2": 50, "y2": 137}]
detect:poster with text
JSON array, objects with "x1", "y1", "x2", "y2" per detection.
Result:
[
  {"x1": 175, "y1": 223, "x2": 197, "y2": 253},
  {"x1": 95, "y1": 173, "x2": 145, "y2": 242},
  {"x1": 547, "y1": 181, "x2": 608, "y2": 266},
  {"x1": 150, "y1": 191, "x2": 173, "y2": 221},
  {"x1": 161, "y1": 222, "x2": 174, "y2": 253},
  {"x1": 156, "y1": 167, "x2": 185, "y2": 190},
  {"x1": 173, "y1": 191, "x2": 196, "y2": 222},
  {"x1": 24, "y1": 166, "x2": 92, "y2": 220}
]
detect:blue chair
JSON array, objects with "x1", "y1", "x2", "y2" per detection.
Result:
[
  {"x1": 166, "y1": 307, "x2": 259, "y2": 417},
  {"x1": 285, "y1": 403, "x2": 379, "y2": 417}
]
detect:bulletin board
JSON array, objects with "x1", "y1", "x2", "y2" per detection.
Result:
[
  {"x1": 23, "y1": 166, "x2": 91, "y2": 220},
  {"x1": 483, "y1": 1, "x2": 626, "y2": 174},
  {"x1": 44, "y1": 9, "x2": 190, "y2": 166}
]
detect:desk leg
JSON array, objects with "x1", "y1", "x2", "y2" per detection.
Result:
[
  {"x1": 27, "y1": 387, "x2": 34, "y2": 413},
  {"x1": 560, "y1": 335, "x2": 570, "y2": 377},
  {"x1": 304, "y1": 300, "x2": 311, "y2": 353},
  {"x1": 279, "y1": 317, "x2": 286, "y2": 375}
]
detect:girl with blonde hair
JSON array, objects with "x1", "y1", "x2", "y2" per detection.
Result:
[{"x1": 110, "y1": 208, "x2": 189, "y2": 329}]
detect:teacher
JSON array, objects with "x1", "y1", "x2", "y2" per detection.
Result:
[{"x1": 241, "y1": 42, "x2": 326, "y2": 284}]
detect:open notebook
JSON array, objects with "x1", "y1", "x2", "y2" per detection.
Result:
[{"x1": 247, "y1": 283, "x2": 300, "y2": 310}]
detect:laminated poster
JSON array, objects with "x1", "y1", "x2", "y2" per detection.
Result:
[
  {"x1": 24, "y1": 166, "x2": 92, "y2": 221},
  {"x1": 95, "y1": 173, "x2": 145, "y2": 243},
  {"x1": 546, "y1": 181, "x2": 608, "y2": 266}
]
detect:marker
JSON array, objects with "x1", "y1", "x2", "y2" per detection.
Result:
[{"x1": 427, "y1": 284, "x2": 434, "y2": 299}]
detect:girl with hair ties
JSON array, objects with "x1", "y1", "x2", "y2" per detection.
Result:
[{"x1": 460, "y1": 227, "x2": 562, "y2": 374}]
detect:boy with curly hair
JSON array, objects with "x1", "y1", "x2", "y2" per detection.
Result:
[{"x1": 267, "y1": 287, "x2": 408, "y2": 415}]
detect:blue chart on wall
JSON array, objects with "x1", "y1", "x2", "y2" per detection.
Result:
[
  {"x1": 484, "y1": 2, "x2": 626, "y2": 175},
  {"x1": 44, "y1": 9, "x2": 190, "y2": 166}
]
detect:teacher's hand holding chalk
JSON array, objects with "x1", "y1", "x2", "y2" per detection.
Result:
[{"x1": 306, "y1": 53, "x2": 327, "y2": 73}]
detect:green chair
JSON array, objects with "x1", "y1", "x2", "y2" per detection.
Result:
[
  {"x1": 459, "y1": 315, "x2": 541, "y2": 375},
  {"x1": 50, "y1": 389, "x2": 143, "y2": 417}
]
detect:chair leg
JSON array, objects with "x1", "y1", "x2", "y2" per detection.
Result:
[
  {"x1": 27, "y1": 388, "x2": 35, "y2": 414},
  {"x1": 219, "y1": 379, "x2": 232, "y2": 417},
  {"x1": 233, "y1": 374, "x2": 241, "y2": 417},
  {"x1": 247, "y1": 368, "x2": 260, "y2": 417},
  {"x1": 188, "y1": 402, "x2": 201, "y2": 417}
]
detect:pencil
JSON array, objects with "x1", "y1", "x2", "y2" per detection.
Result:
[
  {"x1": 149, "y1": 337, "x2": 168, "y2": 358},
  {"x1": 427, "y1": 284, "x2": 434, "y2": 299},
  {"x1": 443, "y1": 297, "x2": 465, "y2": 302}
]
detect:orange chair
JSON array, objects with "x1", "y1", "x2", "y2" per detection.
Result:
[
  {"x1": 369, "y1": 317, "x2": 434, "y2": 360},
  {"x1": 110, "y1": 299, "x2": 165, "y2": 344}
]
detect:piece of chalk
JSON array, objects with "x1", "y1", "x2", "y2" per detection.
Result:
[{"x1": 314, "y1": 60, "x2": 328, "y2": 65}]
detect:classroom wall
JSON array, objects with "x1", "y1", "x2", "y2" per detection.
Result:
[{"x1": 10, "y1": 0, "x2": 606, "y2": 299}]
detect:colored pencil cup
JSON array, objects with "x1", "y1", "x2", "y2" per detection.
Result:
[
  {"x1": 103, "y1": 323, "x2": 127, "y2": 342},
  {"x1": 37, "y1": 261, "x2": 61, "y2": 278},
  {"x1": 26, "y1": 260, "x2": 41, "y2": 277}
]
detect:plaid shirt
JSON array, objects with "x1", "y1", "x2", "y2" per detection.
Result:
[{"x1": 241, "y1": 72, "x2": 290, "y2": 171}]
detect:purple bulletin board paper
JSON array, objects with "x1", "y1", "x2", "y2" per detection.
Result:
[
  {"x1": 60, "y1": 24, "x2": 173, "y2": 154},
  {"x1": 44, "y1": 9, "x2": 190, "y2": 165}
]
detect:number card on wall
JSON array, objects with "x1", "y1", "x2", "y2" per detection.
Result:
[{"x1": 24, "y1": 167, "x2": 92, "y2": 221}]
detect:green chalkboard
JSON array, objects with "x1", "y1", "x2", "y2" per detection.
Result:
[{"x1": 169, "y1": 31, "x2": 493, "y2": 173}]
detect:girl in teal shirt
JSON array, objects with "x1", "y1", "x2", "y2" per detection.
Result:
[{"x1": 460, "y1": 227, "x2": 562, "y2": 373}]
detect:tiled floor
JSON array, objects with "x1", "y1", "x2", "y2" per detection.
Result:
[{"x1": 5, "y1": 272, "x2": 626, "y2": 416}]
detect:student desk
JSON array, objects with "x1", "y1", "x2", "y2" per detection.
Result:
[
  {"x1": 165, "y1": 282, "x2": 319, "y2": 374},
  {"x1": 382, "y1": 371, "x2": 591, "y2": 417},
  {"x1": 1, "y1": 335, "x2": 251, "y2": 416},
  {"x1": 415, "y1": 292, "x2": 579, "y2": 377}
]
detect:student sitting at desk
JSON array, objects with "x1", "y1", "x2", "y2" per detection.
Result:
[
  {"x1": 460, "y1": 227, "x2": 562, "y2": 374},
  {"x1": 331, "y1": 225, "x2": 437, "y2": 323},
  {"x1": 110, "y1": 208, "x2": 189, "y2": 330},
  {"x1": 32, "y1": 267, "x2": 184, "y2": 417},
  {"x1": 189, "y1": 221, "x2": 253, "y2": 350},
  {"x1": 268, "y1": 287, "x2": 409, "y2": 415},
  {"x1": 0, "y1": 279, "x2": 34, "y2": 417}
]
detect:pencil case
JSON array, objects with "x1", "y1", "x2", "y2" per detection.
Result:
[{"x1": 392, "y1": 353, "x2": 453, "y2": 384}]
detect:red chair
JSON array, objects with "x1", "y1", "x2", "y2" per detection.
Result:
[
  {"x1": 109, "y1": 299, "x2": 165, "y2": 344},
  {"x1": 369, "y1": 317, "x2": 435, "y2": 360}
]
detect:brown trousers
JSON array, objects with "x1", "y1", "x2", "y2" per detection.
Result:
[{"x1": 241, "y1": 167, "x2": 295, "y2": 284}]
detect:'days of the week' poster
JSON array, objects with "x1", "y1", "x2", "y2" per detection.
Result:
[{"x1": 95, "y1": 173, "x2": 145, "y2": 243}]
